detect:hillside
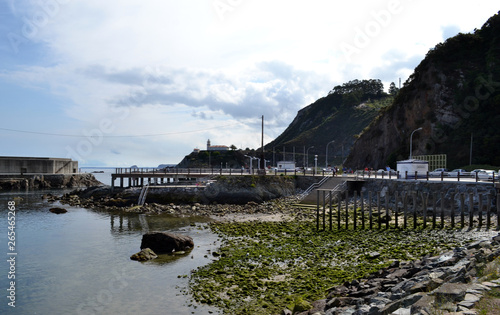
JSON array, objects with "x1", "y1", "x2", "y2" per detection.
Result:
[
  {"x1": 345, "y1": 11, "x2": 500, "y2": 170},
  {"x1": 263, "y1": 79, "x2": 393, "y2": 167}
]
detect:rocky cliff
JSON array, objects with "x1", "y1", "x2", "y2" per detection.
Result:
[{"x1": 345, "y1": 12, "x2": 500, "y2": 170}]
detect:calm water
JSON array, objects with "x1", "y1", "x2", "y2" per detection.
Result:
[{"x1": 0, "y1": 190, "x2": 222, "y2": 315}]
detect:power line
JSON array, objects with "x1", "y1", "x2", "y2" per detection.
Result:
[{"x1": 0, "y1": 123, "x2": 241, "y2": 138}]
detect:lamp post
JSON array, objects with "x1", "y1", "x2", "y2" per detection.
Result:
[
  {"x1": 306, "y1": 146, "x2": 314, "y2": 169},
  {"x1": 326, "y1": 140, "x2": 335, "y2": 169},
  {"x1": 314, "y1": 155, "x2": 318, "y2": 175},
  {"x1": 409, "y1": 127, "x2": 423, "y2": 160}
]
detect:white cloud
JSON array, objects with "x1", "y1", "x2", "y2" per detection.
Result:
[{"x1": 1, "y1": 0, "x2": 499, "y2": 166}]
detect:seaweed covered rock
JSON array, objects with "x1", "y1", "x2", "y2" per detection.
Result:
[{"x1": 130, "y1": 248, "x2": 158, "y2": 261}]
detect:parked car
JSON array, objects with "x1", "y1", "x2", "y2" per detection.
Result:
[
  {"x1": 429, "y1": 168, "x2": 449, "y2": 177},
  {"x1": 447, "y1": 169, "x2": 471, "y2": 177},
  {"x1": 477, "y1": 170, "x2": 498, "y2": 181}
]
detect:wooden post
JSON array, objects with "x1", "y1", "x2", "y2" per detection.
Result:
[
  {"x1": 440, "y1": 192, "x2": 445, "y2": 229},
  {"x1": 345, "y1": 191, "x2": 349, "y2": 229},
  {"x1": 377, "y1": 192, "x2": 381, "y2": 229},
  {"x1": 487, "y1": 194, "x2": 491, "y2": 230},
  {"x1": 451, "y1": 193, "x2": 456, "y2": 229},
  {"x1": 403, "y1": 192, "x2": 408, "y2": 229},
  {"x1": 469, "y1": 192, "x2": 474, "y2": 229},
  {"x1": 316, "y1": 190, "x2": 320, "y2": 231},
  {"x1": 369, "y1": 191, "x2": 373, "y2": 230},
  {"x1": 394, "y1": 191, "x2": 399, "y2": 229},
  {"x1": 413, "y1": 192, "x2": 417, "y2": 229},
  {"x1": 337, "y1": 192, "x2": 341, "y2": 230},
  {"x1": 361, "y1": 191, "x2": 365, "y2": 230},
  {"x1": 329, "y1": 192, "x2": 333, "y2": 231},
  {"x1": 479, "y1": 194, "x2": 483, "y2": 228},
  {"x1": 385, "y1": 193, "x2": 389, "y2": 229},
  {"x1": 460, "y1": 193, "x2": 465, "y2": 229},
  {"x1": 497, "y1": 193, "x2": 500, "y2": 231},
  {"x1": 432, "y1": 192, "x2": 437, "y2": 229},
  {"x1": 323, "y1": 190, "x2": 326, "y2": 231},
  {"x1": 423, "y1": 193, "x2": 428, "y2": 229},
  {"x1": 353, "y1": 191, "x2": 357, "y2": 230}
]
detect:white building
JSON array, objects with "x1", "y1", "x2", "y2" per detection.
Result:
[{"x1": 206, "y1": 139, "x2": 229, "y2": 151}]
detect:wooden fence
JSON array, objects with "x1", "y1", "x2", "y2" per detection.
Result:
[{"x1": 315, "y1": 190, "x2": 500, "y2": 231}]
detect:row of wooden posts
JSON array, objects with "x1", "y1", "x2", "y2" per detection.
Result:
[{"x1": 315, "y1": 190, "x2": 500, "y2": 231}]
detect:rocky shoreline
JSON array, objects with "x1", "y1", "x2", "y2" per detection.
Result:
[
  {"x1": 47, "y1": 186, "x2": 500, "y2": 314},
  {"x1": 50, "y1": 186, "x2": 311, "y2": 222},
  {"x1": 287, "y1": 233, "x2": 500, "y2": 315},
  {"x1": 0, "y1": 173, "x2": 102, "y2": 191}
]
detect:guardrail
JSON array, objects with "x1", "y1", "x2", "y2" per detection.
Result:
[
  {"x1": 354, "y1": 170, "x2": 498, "y2": 184},
  {"x1": 114, "y1": 167, "x2": 339, "y2": 177}
]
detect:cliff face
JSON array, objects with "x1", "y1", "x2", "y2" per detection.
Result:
[{"x1": 345, "y1": 12, "x2": 500, "y2": 169}]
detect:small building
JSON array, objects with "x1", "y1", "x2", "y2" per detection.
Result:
[
  {"x1": 276, "y1": 161, "x2": 296, "y2": 170},
  {"x1": 397, "y1": 159, "x2": 428, "y2": 178},
  {"x1": 206, "y1": 139, "x2": 229, "y2": 151},
  {"x1": 0, "y1": 156, "x2": 78, "y2": 175}
]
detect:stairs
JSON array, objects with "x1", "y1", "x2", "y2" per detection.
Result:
[
  {"x1": 138, "y1": 183, "x2": 149, "y2": 206},
  {"x1": 300, "y1": 177, "x2": 347, "y2": 205}
]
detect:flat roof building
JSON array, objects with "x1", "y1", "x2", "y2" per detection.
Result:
[{"x1": 0, "y1": 156, "x2": 78, "y2": 175}]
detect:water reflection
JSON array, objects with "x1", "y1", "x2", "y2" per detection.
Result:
[{"x1": 0, "y1": 190, "x2": 222, "y2": 315}]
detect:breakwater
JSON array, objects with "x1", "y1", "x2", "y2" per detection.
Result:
[{"x1": 0, "y1": 173, "x2": 102, "y2": 191}]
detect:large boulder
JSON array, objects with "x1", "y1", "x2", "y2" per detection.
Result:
[{"x1": 140, "y1": 232, "x2": 194, "y2": 253}]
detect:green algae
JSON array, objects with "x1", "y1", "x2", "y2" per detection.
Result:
[{"x1": 189, "y1": 219, "x2": 479, "y2": 314}]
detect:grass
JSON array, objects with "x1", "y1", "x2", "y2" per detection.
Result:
[{"x1": 187, "y1": 217, "x2": 482, "y2": 314}]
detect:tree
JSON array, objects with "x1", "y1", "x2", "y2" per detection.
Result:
[
  {"x1": 388, "y1": 82, "x2": 399, "y2": 95},
  {"x1": 230, "y1": 144, "x2": 237, "y2": 151}
]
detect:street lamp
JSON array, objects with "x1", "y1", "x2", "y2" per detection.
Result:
[
  {"x1": 306, "y1": 146, "x2": 314, "y2": 168},
  {"x1": 409, "y1": 127, "x2": 423, "y2": 160},
  {"x1": 314, "y1": 155, "x2": 318, "y2": 175},
  {"x1": 325, "y1": 140, "x2": 335, "y2": 169}
]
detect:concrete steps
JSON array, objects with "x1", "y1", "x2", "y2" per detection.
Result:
[{"x1": 300, "y1": 176, "x2": 347, "y2": 205}]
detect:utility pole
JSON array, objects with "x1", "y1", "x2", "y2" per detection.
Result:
[{"x1": 261, "y1": 115, "x2": 265, "y2": 169}]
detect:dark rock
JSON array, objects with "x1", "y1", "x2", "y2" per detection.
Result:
[
  {"x1": 130, "y1": 248, "x2": 158, "y2": 261},
  {"x1": 49, "y1": 207, "x2": 67, "y2": 214},
  {"x1": 140, "y1": 232, "x2": 194, "y2": 253}
]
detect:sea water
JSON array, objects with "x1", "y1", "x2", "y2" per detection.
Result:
[{"x1": 0, "y1": 189, "x2": 221, "y2": 314}]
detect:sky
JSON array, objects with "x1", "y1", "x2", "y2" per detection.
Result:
[{"x1": 0, "y1": 0, "x2": 498, "y2": 167}]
